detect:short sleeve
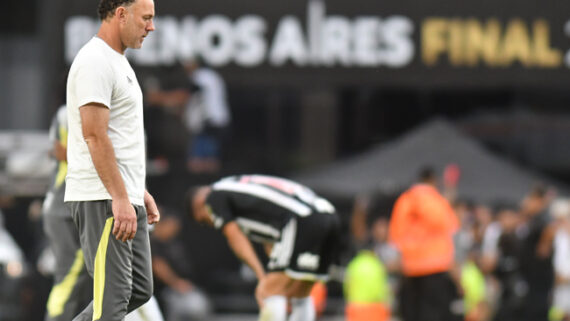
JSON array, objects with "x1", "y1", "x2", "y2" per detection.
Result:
[
  {"x1": 206, "y1": 191, "x2": 235, "y2": 230},
  {"x1": 72, "y1": 55, "x2": 114, "y2": 109}
]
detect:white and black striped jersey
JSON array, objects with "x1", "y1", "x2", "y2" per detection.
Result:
[{"x1": 205, "y1": 175, "x2": 335, "y2": 243}]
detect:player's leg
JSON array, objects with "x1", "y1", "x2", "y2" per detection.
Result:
[
  {"x1": 286, "y1": 280, "x2": 316, "y2": 321},
  {"x1": 259, "y1": 218, "x2": 300, "y2": 321},
  {"x1": 284, "y1": 212, "x2": 341, "y2": 321},
  {"x1": 257, "y1": 272, "x2": 292, "y2": 321},
  {"x1": 44, "y1": 216, "x2": 91, "y2": 321},
  {"x1": 258, "y1": 275, "x2": 316, "y2": 321},
  {"x1": 259, "y1": 295, "x2": 287, "y2": 321}
]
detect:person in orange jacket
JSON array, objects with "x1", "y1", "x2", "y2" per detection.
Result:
[{"x1": 389, "y1": 167, "x2": 462, "y2": 321}]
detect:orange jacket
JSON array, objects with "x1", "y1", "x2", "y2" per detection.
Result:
[{"x1": 389, "y1": 184, "x2": 459, "y2": 277}]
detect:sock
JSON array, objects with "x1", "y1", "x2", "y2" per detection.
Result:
[
  {"x1": 288, "y1": 296, "x2": 315, "y2": 321},
  {"x1": 259, "y1": 295, "x2": 287, "y2": 321}
]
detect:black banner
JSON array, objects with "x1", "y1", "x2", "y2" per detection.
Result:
[{"x1": 56, "y1": 0, "x2": 570, "y2": 88}]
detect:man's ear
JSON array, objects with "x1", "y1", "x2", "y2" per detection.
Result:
[{"x1": 115, "y1": 6, "x2": 127, "y2": 22}]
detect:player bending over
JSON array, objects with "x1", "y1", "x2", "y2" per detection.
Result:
[{"x1": 187, "y1": 174, "x2": 341, "y2": 321}]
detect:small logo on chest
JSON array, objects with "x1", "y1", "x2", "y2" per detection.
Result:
[{"x1": 126, "y1": 76, "x2": 133, "y2": 84}]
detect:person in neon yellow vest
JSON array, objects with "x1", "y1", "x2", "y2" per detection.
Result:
[
  {"x1": 344, "y1": 250, "x2": 391, "y2": 321},
  {"x1": 461, "y1": 260, "x2": 488, "y2": 321}
]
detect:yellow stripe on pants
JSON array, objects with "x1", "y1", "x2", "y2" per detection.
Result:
[
  {"x1": 93, "y1": 217, "x2": 114, "y2": 321},
  {"x1": 46, "y1": 249, "x2": 85, "y2": 317}
]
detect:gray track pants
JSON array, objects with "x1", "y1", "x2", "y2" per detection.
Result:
[
  {"x1": 43, "y1": 215, "x2": 92, "y2": 321},
  {"x1": 69, "y1": 200, "x2": 153, "y2": 321}
]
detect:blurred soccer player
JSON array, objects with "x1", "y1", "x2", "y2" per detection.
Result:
[
  {"x1": 188, "y1": 175, "x2": 341, "y2": 321},
  {"x1": 43, "y1": 106, "x2": 92, "y2": 321}
]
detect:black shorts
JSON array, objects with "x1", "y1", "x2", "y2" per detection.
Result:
[
  {"x1": 399, "y1": 272, "x2": 463, "y2": 321},
  {"x1": 267, "y1": 211, "x2": 341, "y2": 281}
]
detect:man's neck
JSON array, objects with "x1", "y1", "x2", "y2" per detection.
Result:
[{"x1": 97, "y1": 22, "x2": 125, "y2": 54}]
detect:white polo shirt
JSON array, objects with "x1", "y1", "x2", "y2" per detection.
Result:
[{"x1": 65, "y1": 37, "x2": 146, "y2": 206}]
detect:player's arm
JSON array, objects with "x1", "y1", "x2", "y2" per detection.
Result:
[
  {"x1": 152, "y1": 256, "x2": 193, "y2": 293},
  {"x1": 52, "y1": 140, "x2": 67, "y2": 162},
  {"x1": 222, "y1": 221, "x2": 265, "y2": 281},
  {"x1": 80, "y1": 103, "x2": 136, "y2": 242},
  {"x1": 48, "y1": 112, "x2": 66, "y2": 161}
]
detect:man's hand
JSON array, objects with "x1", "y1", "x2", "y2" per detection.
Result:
[
  {"x1": 112, "y1": 198, "x2": 137, "y2": 242},
  {"x1": 144, "y1": 190, "x2": 160, "y2": 225},
  {"x1": 173, "y1": 279, "x2": 193, "y2": 294},
  {"x1": 255, "y1": 276, "x2": 268, "y2": 308}
]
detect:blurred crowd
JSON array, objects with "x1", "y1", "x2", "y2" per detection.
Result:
[
  {"x1": 2, "y1": 163, "x2": 569, "y2": 321},
  {"x1": 1, "y1": 58, "x2": 568, "y2": 321},
  {"x1": 346, "y1": 171, "x2": 570, "y2": 321}
]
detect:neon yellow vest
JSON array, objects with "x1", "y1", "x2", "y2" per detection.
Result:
[
  {"x1": 344, "y1": 250, "x2": 390, "y2": 304},
  {"x1": 461, "y1": 260, "x2": 486, "y2": 313}
]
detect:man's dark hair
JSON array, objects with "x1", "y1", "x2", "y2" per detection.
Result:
[{"x1": 98, "y1": 0, "x2": 136, "y2": 21}]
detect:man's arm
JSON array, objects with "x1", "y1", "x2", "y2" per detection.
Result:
[
  {"x1": 222, "y1": 222, "x2": 265, "y2": 280},
  {"x1": 80, "y1": 103, "x2": 137, "y2": 242},
  {"x1": 144, "y1": 190, "x2": 160, "y2": 225},
  {"x1": 52, "y1": 140, "x2": 67, "y2": 162},
  {"x1": 152, "y1": 256, "x2": 193, "y2": 293},
  {"x1": 222, "y1": 221, "x2": 267, "y2": 306}
]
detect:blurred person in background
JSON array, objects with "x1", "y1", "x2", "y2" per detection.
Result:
[
  {"x1": 518, "y1": 184, "x2": 555, "y2": 321},
  {"x1": 545, "y1": 199, "x2": 570, "y2": 321},
  {"x1": 143, "y1": 63, "x2": 193, "y2": 172},
  {"x1": 344, "y1": 248, "x2": 391, "y2": 321},
  {"x1": 150, "y1": 208, "x2": 212, "y2": 320},
  {"x1": 182, "y1": 57, "x2": 231, "y2": 174},
  {"x1": 452, "y1": 200, "x2": 475, "y2": 264},
  {"x1": 344, "y1": 204, "x2": 394, "y2": 321},
  {"x1": 479, "y1": 204, "x2": 524, "y2": 321},
  {"x1": 346, "y1": 196, "x2": 398, "y2": 321},
  {"x1": 64, "y1": 0, "x2": 160, "y2": 319},
  {"x1": 451, "y1": 200, "x2": 489, "y2": 321},
  {"x1": 370, "y1": 216, "x2": 400, "y2": 275},
  {"x1": 187, "y1": 174, "x2": 340, "y2": 321},
  {"x1": 0, "y1": 206, "x2": 26, "y2": 321},
  {"x1": 388, "y1": 166, "x2": 462, "y2": 321},
  {"x1": 42, "y1": 105, "x2": 92, "y2": 321},
  {"x1": 473, "y1": 205, "x2": 494, "y2": 249},
  {"x1": 349, "y1": 194, "x2": 400, "y2": 273},
  {"x1": 460, "y1": 247, "x2": 488, "y2": 321}
]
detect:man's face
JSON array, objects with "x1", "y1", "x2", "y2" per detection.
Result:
[{"x1": 121, "y1": 0, "x2": 155, "y2": 49}]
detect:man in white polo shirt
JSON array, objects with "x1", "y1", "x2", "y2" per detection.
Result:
[{"x1": 65, "y1": 0, "x2": 159, "y2": 320}]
